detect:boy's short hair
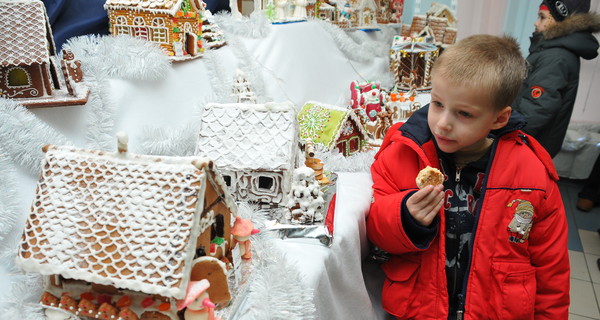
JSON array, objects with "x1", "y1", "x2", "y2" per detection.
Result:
[{"x1": 431, "y1": 34, "x2": 527, "y2": 110}]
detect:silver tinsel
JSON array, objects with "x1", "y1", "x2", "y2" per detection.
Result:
[
  {"x1": 212, "y1": 11, "x2": 272, "y2": 39},
  {"x1": 137, "y1": 122, "x2": 199, "y2": 156},
  {"x1": 312, "y1": 18, "x2": 373, "y2": 62},
  {"x1": 0, "y1": 98, "x2": 72, "y2": 175},
  {"x1": 63, "y1": 35, "x2": 172, "y2": 151},
  {"x1": 314, "y1": 143, "x2": 377, "y2": 172},
  {"x1": 0, "y1": 149, "x2": 19, "y2": 242}
]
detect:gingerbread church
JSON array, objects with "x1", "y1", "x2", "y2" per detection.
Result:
[{"x1": 16, "y1": 137, "x2": 238, "y2": 320}]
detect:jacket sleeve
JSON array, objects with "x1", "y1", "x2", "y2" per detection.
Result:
[
  {"x1": 367, "y1": 142, "x2": 437, "y2": 255},
  {"x1": 515, "y1": 54, "x2": 570, "y2": 136},
  {"x1": 528, "y1": 179, "x2": 570, "y2": 318}
]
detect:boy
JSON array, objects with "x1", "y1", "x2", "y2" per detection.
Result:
[
  {"x1": 367, "y1": 35, "x2": 570, "y2": 319},
  {"x1": 512, "y1": 0, "x2": 600, "y2": 158}
]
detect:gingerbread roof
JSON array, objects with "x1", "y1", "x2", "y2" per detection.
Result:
[
  {"x1": 298, "y1": 101, "x2": 367, "y2": 150},
  {"x1": 16, "y1": 145, "x2": 217, "y2": 299},
  {"x1": 0, "y1": 0, "x2": 53, "y2": 67},
  {"x1": 196, "y1": 102, "x2": 298, "y2": 172},
  {"x1": 104, "y1": 0, "x2": 185, "y2": 15}
]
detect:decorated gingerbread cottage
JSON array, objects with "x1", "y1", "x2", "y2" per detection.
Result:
[
  {"x1": 390, "y1": 35, "x2": 439, "y2": 92},
  {"x1": 104, "y1": 0, "x2": 205, "y2": 61},
  {"x1": 0, "y1": 0, "x2": 89, "y2": 107},
  {"x1": 196, "y1": 102, "x2": 299, "y2": 207},
  {"x1": 298, "y1": 101, "x2": 367, "y2": 157},
  {"x1": 16, "y1": 139, "x2": 238, "y2": 320}
]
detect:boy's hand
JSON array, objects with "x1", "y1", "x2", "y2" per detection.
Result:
[{"x1": 406, "y1": 184, "x2": 444, "y2": 226}]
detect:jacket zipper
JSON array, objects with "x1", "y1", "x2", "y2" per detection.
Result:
[
  {"x1": 455, "y1": 167, "x2": 462, "y2": 182},
  {"x1": 455, "y1": 139, "x2": 499, "y2": 319}
]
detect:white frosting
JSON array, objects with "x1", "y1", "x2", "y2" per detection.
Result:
[
  {"x1": 16, "y1": 145, "x2": 211, "y2": 299},
  {"x1": 196, "y1": 102, "x2": 298, "y2": 205},
  {"x1": 286, "y1": 167, "x2": 325, "y2": 224}
]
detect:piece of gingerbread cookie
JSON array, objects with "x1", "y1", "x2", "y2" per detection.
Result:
[{"x1": 416, "y1": 166, "x2": 444, "y2": 189}]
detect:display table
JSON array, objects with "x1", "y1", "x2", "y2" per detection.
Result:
[{"x1": 0, "y1": 18, "x2": 396, "y2": 319}]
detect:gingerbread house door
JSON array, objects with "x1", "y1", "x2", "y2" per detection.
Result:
[{"x1": 185, "y1": 33, "x2": 197, "y2": 56}]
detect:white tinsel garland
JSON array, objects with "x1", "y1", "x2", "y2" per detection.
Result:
[
  {"x1": 222, "y1": 203, "x2": 316, "y2": 320},
  {"x1": 314, "y1": 143, "x2": 377, "y2": 172},
  {"x1": 203, "y1": 49, "x2": 236, "y2": 103},
  {"x1": 312, "y1": 18, "x2": 373, "y2": 63},
  {"x1": 63, "y1": 35, "x2": 172, "y2": 150},
  {"x1": 226, "y1": 35, "x2": 270, "y2": 103},
  {"x1": 345, "y1": 29, "x2": 388, "y2": 58},
  {"x1": 0, "y1": 149, "x2": 20, "y2": 242},
  {"x1": 211, "y1": 11, "x2": 272, "y2": 39},
  {"x1": 136, "y1": 122, "x2": 199, "y2": 156},
  {"x1": 0, "y1": 98, "x2": 72, "y2": 175}
]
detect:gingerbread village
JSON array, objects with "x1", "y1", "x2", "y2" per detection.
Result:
[{"x1": 1, "y1": 1, "x2": 462, "y2": 319}]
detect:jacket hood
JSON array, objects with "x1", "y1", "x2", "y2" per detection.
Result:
[
  {"x1": 399, "y1": 104, "x2": 527, "y2": 146},
  {"x1": 538, "y1": 12, "x2": 600, "y2": 59}
]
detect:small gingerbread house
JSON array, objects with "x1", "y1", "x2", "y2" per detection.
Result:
[
  {"x1": 390, "y1": 35, "x2": 439, "y2": 92},
  {"x1": 16, "y1": 141, "x2": 237, "y2": 320},
  {"x1": 196, "y1": 102, "x2": 299, "y2": 207},
  {"x1": 298, "y1": 101, "x2": 367, "y2": 157},
  {"x1": 0, "y1": 0, "x2": 89, "y2": 107},
  {"x1": 104, "y1": 0, "x2": 204, "y2": 61}
]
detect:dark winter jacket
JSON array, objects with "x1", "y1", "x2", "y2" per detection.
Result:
[
  {"x1": 512, "y1": 12, "x2": 600, "y2": 158},
  {"x1": 367, "y1": 106, "x2": 570, "y2": 319}
]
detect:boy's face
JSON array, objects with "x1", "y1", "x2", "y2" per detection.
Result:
[
  {"x1": 535, "y1": 9, "x2": 556, "y2": 32},
  {"x1": 428, "y1": 72, "x2": 511, "y2": 154}
]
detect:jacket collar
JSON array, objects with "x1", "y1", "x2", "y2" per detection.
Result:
[{"x1": 399, "y1": 104, "x2": 527, "y2": 147}]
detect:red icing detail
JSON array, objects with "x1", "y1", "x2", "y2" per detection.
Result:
[
  {"x1": 158, "y1": 302, "x2": 171, "y2": 311},
  {"x1": 141, "y1": 297, "x2": 155, "y2": 308},
  {"x1": 116, "y1": 295, "x2": 132, "y2": 308},
  {"x1": 97, "y1": 294, "x2": 111, "y2": 305},
  {"x1": 80, "y1": 292, "x2": 94, "y2": 301}
]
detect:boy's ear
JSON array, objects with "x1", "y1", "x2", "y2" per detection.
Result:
[{"x1": 491, "y1": 106, "x2": 512, "y2": 130}]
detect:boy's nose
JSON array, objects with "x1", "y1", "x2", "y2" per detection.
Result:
[{"x1": 436, "y1": 112, "x2": 452, "y2": 132}]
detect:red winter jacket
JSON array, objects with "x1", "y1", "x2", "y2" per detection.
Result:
[{"x1": 367, "y1": 107, "x2": 570, "y2": 319}]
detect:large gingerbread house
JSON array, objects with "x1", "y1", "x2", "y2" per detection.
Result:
[
  {"x1": 0, "y1": 0, "x2": 89, "y2": 107},
  {"x1": 196, "y1": 102, "x2": 299, "y2": 207},
  {"x1": 16, "y1": 141, "x2": 237, "y2": 320},
  {"x1": 104, "y1": 0, "x2": 205, "y2": 61},
  {"x1": 298, "y1": 101, "x2": 367, "y2": 157}
]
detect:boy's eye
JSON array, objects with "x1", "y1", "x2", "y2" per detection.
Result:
[
  {"x1": 432, "y1": 101, "x2": 443, "y2": 108},
  {"x1": 458, "y1": 111, "x2": 472, "y2": 118}
]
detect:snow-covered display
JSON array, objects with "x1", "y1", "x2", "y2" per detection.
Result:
[{"x1": 286, "y1": 167, "x2": 325, "y2": 224}]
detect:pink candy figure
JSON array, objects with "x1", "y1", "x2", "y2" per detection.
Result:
[
  {"x1": 231, "y1": 217, "x2": 260, "y2": 260},
  {"x1": 177, "y1": 280, "x2": 219, "y2": 320}
]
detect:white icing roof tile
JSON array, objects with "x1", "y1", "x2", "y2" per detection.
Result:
[
  {"x1": 196, "y1": 102, "x2": 298, "y2": 172},
  {"x1": 16, "y1": 145, "x2": 208, "y2": 299},
  {"x1": 0, "y1": 0, "x2": 51, "y2": 67},
  {"x1": 104, "y1": 0, "x2": 184, "y2": 15}
]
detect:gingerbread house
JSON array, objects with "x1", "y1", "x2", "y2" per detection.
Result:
[
  {"x1": 298, "y1": 101, "x2": 367, "y2": 157},
  {"x1": 104, "y1": 0, "x2": 204, "y2": 61},
  {"x1": 390, "y1": 35, "x2": 439, "y2": 92},
  {"x1": 401, "y1": 11, "x2": 457, "y2": 46},
  {"x1": 426, "y1": 1, "x2": 456, "y2": 27},
  {"x1": 16, "y1": 140, "x2": 238, "y2": 320},
  {"x1": 0, "y1": 0, "x2": 89, "y2": 107},
  {"x1": 196, "y1": 102, "x2": 299, "y2": 207}
]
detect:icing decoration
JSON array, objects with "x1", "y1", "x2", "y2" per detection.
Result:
[
  {"x1": 196, "y1": 102, "x2": 298, "y2": 205},
  {"x1": 298, "y1": 101, "x2": 367, "y2": 157},
  {"x1": 286, "y1": 167, "x2": 326, "y2": 224}
]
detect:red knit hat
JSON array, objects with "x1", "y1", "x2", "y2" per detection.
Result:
[{"x1": 541, "y1": 0, "x2": 591, "y2": 21}]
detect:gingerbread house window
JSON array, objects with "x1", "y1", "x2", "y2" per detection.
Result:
[
  {"x1": 115, "y1": 16, "x2": 130, "y2": 35},
  {"x1": 133, "y1": 17, "x2": 149, "y2": 40},
  {"x1": 7, "y1": 67, "x2": 30, "y2": 87},
  {"x1": 222, "y1": 175, "x2": 232, "y2": 187},
  {"x1": 257, "y1": 176, "x2": 275, "y2": 191},
  {"x1": 152, "y1": 18, "x2": 169, "y2": 44}
]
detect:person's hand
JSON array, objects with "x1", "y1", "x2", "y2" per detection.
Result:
[{"x1": 406, "y1": 184, "x2": 444, "y2": 226}]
